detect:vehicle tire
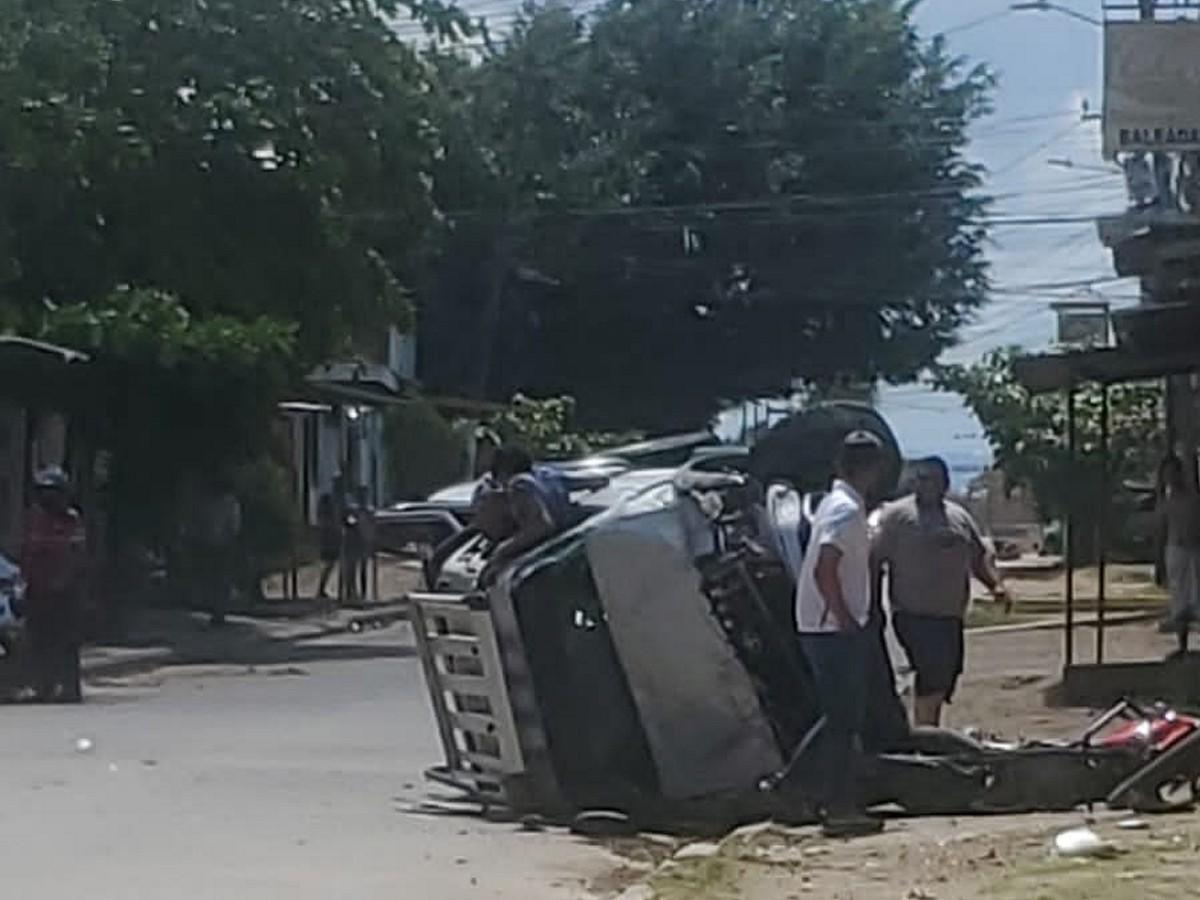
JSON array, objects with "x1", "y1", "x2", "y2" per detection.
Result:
[{"x1": 1108, "y1": 730, "x2": 1200, "y2": 811}]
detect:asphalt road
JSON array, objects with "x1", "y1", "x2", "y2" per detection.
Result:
[{"x1": 0, "y1": 627, "x2": 615, "y2": 900}]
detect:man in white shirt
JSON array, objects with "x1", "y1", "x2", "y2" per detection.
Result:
[{"x1": 794, "y1": 431, "x2": 886, "y2": 837}]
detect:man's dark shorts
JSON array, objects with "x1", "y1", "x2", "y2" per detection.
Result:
[{"x1": 893, "y1": 611, "x2": 964, "y2": 701}]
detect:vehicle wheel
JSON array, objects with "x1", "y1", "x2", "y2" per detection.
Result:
[{"x1": 1108, "y1": 730, "x2": 1200, "y2": 810}]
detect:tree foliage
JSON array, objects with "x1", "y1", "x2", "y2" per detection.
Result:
[
  {"x1": 484, "y1": 393, "x2": 636, "y2": 459},
  {"x1": 2, "y1": 0, "x2": 458, "y2": 557},
  {"x1": 384, "y1": 399, "x2": 469, "y2": 500},
  {"x1": 422, "y1": 0, "x2": 994, "y2": 429},
  {"x1": 1, "y1": 0, "x2": 454, "y2": 357},
  {"x1": 39, "y1": 287, "x2": 296, "y2": 545},
  {"x1": 936, "y1": 349, "x2": 1165, "y2": 522}
]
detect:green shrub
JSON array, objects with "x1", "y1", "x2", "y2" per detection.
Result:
[
  {"x1": 233, "y1": 455, "x2": 301, "y2": 566},
  {"x1": 384, "y1": 400, "x2": 468, "y2": 501}
]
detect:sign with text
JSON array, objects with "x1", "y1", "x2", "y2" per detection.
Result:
[{"x1": 1104, "y1": 21, "x2": 1200, "y2": 159}]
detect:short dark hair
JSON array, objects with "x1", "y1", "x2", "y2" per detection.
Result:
[
  {"x1": 837, "y1": 430, "x2": 883, "y2": 479},
  {"x1": 492, "y1": 444, "x2": 534, "y2": 480},
  {"x1": 915, "y1": 456, "x2": 950, "y2": 490}
]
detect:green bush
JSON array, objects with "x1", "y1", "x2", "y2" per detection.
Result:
[
  {"x1": 384, "y1": 400, "x2": 468, "y2": 501},
  {"x1": 233, "y1": 456, "x2": 301, "y2": 567},
  {"x1": 484, "y1": 394, "x2": 637, "y2": 460}
]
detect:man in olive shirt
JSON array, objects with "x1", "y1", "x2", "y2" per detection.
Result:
[{"x1": 871, "y1": 457, "x2": 1009, "y2": 727}]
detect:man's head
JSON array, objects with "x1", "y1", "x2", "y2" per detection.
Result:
[
  {"x1": 33, "y1": 466, "x2": 70, "y2": 513},
  {"x1": 913, "y1": 456, "x2": 951, "y2": 507},
  {"x1": 836, "y1": 430, "x2": 884, "y2": 494},
  {"x1": 491, "y1": 445, "x2": 534, "y2": 482}
]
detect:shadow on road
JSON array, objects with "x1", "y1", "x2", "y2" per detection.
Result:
[{"x1": 132, "y1": 612, "x2": 418, "y2": 668}]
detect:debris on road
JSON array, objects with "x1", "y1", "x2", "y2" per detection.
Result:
[
  {"x1": 1117, "y1": 817, "x2": 1150, "y2": 830},
  {"x1": 519, "y1": 814, "x2": 547, "y2": 832},
  {"x1": 673, "y1": 841, "x2": 721, "y2": 861},
  {"x1": 570, "y1": 810, "x2": 636, "y2": 838},
  {"x1": 1052, "y1": 827, "x2": 1118, "y2": 859}
]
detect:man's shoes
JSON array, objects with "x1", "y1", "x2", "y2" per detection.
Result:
[{"x1": 821, "y1": 812, "x2": 884, "y2": 839}]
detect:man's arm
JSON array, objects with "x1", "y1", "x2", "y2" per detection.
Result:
[
  {"x1": 480, "y1": 485, "x2": 555, "y2": 584},
  {"x1": 814, "y1": 544, "x2": 857, "y2": 631},
  {"x1": 869, "y1": 509, "x2": 894, "y2": 618},
  {"x1": 966, "y1": 513, "x2": 1010, "y2": 609}
]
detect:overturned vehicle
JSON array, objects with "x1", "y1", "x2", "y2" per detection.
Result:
[{"x1": 403, "y1": 404, "x2": 1200, "y2": 829}]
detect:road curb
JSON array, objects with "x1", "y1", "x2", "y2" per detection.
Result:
[
  {"x1": 81, "y1": 600, "x2": 412, "y2": 682},
  {"x1": 83, "y1": 648, "x2": 177, "y2": 681},
  {"x1": 345, "y1": 602, "x2": 411, "y2": 632}
]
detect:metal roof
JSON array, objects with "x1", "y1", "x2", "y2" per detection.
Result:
[
  {"x1": 305, "y1": 360, "x2": 409, "y2": 406},
  {"x1": 0, "y1": 335, "x2": 89, "y2": 365},
  {"x1": 1013, "y1": 345, "x2": 1200, "y2": 393},
  {"x1": 0, "y1": 336, "x2": 91, "y2": 406}
]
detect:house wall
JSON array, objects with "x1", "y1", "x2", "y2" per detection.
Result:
[{"x1": 280, "y1": 406, "x2": 389, "y2": 526}]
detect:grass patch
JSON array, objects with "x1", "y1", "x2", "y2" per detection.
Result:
[
  {"x1": 983, "y1": 839, "x2": 1199, "y2": 900},
  {"x1": 964, "y1": 605, "x2": 1042, "y2": 630},
  {"x1": 649, "y1": 854, "x2": 741, "y2": 900}
]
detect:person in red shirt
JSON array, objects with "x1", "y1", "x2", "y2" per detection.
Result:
[{"x1": 22, "y1": 467, "x2": 87, "y2": 703}]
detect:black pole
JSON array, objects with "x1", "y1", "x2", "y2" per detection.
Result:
[
  {"x1": 1066, "y1": 387, "x2": 1077, "y2": 670},
  {"x1": 1097, "y1": 384, "x2": 1110, "y2": 665}
]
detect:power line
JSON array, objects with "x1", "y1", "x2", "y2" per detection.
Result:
[
  {"x1": 992, "y1": 119, "x2": 1088, "y2": 177},
  {"x1": 941, "y1": 8, "x2": 1014, "y2": 36}
]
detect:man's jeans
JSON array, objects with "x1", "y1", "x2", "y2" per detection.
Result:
[{"x1": 798, "y1": 628, "x2": 869, "y2": 816}]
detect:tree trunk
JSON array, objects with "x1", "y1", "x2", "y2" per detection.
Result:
[{"x1": 473, "y1": 224, "x2": 514, "y2": 400}]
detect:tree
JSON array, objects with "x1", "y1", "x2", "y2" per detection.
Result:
[
  {"x1": 40, "y1": 287, "x2": 296, "y2": 550},
  {"x1": 1, "y1": 0, "x2": 466, "y2": 578},
  {"x1": 936, "y1": 349, "x2": 1165, "y2": 525},
  {"x1": 1, "y1": 0, "x2": 459, "y2": 358},
  {"x1": 384, "y1": 399, "x2": 469, "y2": 500},
  {"x1": 422, "y1": 0, "x2": 993, "y2": 429},
  {"x1": 483, "y1": 393, "x2": 635, "y2": 459}
]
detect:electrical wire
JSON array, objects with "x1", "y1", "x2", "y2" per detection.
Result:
[
  {"x1": 941, "y1": 8, "x2": 1014, "y2": 36},
  {"x1": 992, "y1": 119, "x2": 1089, "y2": 177}
]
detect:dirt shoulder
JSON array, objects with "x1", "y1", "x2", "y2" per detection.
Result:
[
  {"x1": 605, "y1": 618, "x2": 1195, "y2": 899},
  {"x1": 626, "y1": 810, "x2": 1200, "y2": 900}
]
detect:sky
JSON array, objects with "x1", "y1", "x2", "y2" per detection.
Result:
[
  {"x1": 400, "y1": 1, "x2": 1134, "y2": 483},
  {"x1": 880, "y1": 0, "x2": 1131, "y2": 479}
]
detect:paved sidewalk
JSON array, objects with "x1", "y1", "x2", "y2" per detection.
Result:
[{"x1": 82, "y1": 600, "x2": 412, "y2": 681}]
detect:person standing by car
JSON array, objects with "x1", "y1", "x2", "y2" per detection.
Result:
[
  {"x1": 315, "y1": 490, "x2": 341, "y2": 604},
  {"x1": 872, "y1": 457, "x2": 1009, "y2": 728},
  {"x1": 1157, "y1": 453, "x2": 1200, "y2": 656},
  {"x1": 195, "y1": 474, "x2": 242, "y2": 626},
  {"x1": 22, "y1": 467, "x2": 88, "y2": 703},
  {"x1": 793, "y1": 431, "x2": 886, "y2": 837}
]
